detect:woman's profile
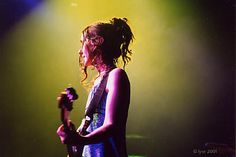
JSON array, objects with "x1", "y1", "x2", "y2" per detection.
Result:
[{"x1": 57, "y1": 17, "x2": 134, "y2": 157}]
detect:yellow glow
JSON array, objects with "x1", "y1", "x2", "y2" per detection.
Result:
[{"x1": 1, "y1": 1, "x2": 226, "y2": 156}]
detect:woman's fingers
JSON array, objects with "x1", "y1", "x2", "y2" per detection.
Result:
[{"x1": 57, "y1": 125, "x2": 67, "y2": 144}]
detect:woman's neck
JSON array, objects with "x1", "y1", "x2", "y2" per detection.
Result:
[
  {"x1": 91, "y1": 52, "x2": 115, "y2": 75},
  {"x1": 96, "y1": 63, "x2": 116, "y2": 76}
]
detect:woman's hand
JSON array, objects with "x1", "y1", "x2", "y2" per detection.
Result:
[
  {"x1": 57, "y1": 121, "x2": 85, "y2": 145},
  {"x1": 57, "y1": 124, "x2": 67, "y2": 144}
]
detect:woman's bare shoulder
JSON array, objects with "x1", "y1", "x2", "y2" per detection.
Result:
[
  {"x1": 107, "y1": 68, "x2": 129, "y2": 90},
  {"x1": 109, "y1": 68, "x2": 128, "y2": 80}
]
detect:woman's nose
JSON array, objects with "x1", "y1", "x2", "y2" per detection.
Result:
[{"x1": 78, "y1": 49, "x2": 82, "y2": 55}]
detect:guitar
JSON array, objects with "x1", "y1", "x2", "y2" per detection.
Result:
[{"x1": 58, "y1": 87, "x2": 84, "y2": 157}]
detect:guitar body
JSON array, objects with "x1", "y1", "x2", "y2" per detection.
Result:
[
  {"x1": 66, "y1": 144, "x2": 83, "y2": 157},
  {"x1": 58, "y1": 87, "x2": 84, "y2": 157}
]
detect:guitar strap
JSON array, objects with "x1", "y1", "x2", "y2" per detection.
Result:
[
  {"x1": 85, "y1": 72, "x2": 109, "y2": 117},
  {"x1": 79, "y1": 70, "x2": 111, "y2": 134}
]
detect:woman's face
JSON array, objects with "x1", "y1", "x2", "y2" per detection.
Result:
[{"x1": 79, "y1": 35, "x2": 94, "y2": 66}]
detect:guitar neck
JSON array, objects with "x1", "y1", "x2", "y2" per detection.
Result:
[
  {"x1": 61, "y1": 108, "x2": 83, "y2": 157},
  {"x1": 58, "y1": 87, "x2": 82, "y2": 157},
  {"x1": 61, "y1": 108, "x2": 70, "y2": 130}
]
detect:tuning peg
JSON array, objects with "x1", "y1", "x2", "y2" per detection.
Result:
[{"x1": 66, "y1": 87, "x2": 79, "y2": 100}]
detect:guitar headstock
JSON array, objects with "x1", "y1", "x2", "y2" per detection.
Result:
[{"x1": 58, "y1": 87, "x2": 78, "y2": 111}]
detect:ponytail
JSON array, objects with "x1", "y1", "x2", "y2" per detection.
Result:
[{"x1": 110, "y1": 18, "x2": 134, "y2": 67}]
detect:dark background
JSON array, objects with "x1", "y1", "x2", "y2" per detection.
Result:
[{"x1": 0, "y1": 0, "x2": 235, "y2": 157}]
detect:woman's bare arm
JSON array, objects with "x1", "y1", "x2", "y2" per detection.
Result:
[{"x1": 82, "y1": 68, "x2": 130, "y2": 144}]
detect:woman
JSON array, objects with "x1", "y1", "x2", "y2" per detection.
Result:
[{"x1": 57, "y1": 17, "x2": 134, "y2": 157}]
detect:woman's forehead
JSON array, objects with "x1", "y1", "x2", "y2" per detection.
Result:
[
  {"x1": 80, "y1": 34, "x2": 83, "y2": 41},
  {"x1": 80, "y1": 34, "x2": 86, "y2": 42}
]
